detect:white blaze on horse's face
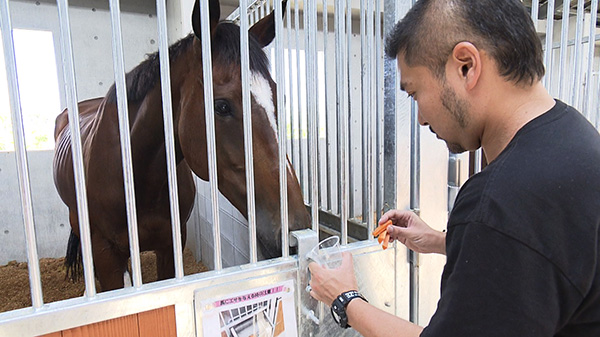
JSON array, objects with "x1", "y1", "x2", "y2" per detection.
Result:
[{"x1": 250, "y1": 72, "x2": 278, "y2": 142}]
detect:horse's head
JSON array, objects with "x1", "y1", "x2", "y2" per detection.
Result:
[{"x1": 178, "y1": 0, "x2": 310, "y2": 259}]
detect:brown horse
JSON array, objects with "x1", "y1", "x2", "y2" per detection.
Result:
[{"x1": 52, "y1": 0, "x2": 309, "y2": 291}]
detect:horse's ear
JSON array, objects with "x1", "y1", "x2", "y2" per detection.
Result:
[
  {"x1": 249, "y1": 0, "x2": 287, "y2": 47},
  {"x1": 192, "y1": 0, "x2": 220, "y2": 39}
]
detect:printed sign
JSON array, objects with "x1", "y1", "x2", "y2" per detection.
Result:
[{"x1": 200, "y1": 279, "x2": 298, "y2": 337}]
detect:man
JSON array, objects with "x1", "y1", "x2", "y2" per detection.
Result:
[{"x1": 308, "y1": 0, "x2": 600, "y2": 336}]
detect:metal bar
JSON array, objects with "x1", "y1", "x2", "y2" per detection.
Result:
[
  {"x1": 341, "y1": 0, "x2": 350, "y2": 245},
  {"x1": 108, "y1": 0, "x2": 142, "y2": 288},
  {"x1": 558, "y1": 0, "x2": 571, "y2": 101},
  {"x1": 551, "y1": 34, "x2": 600, "y2": 49},
  {"x1": 543, "y1": 0, "x2": 555, "y2": 91},
  {"x1": 156, "y1": 0, "x2": 184, "y2": 279},
  {"x1": 55, "y1": 0, "x2": 96, "y2": 297},
  {"x1": 322, "y1": 0, "x2": 332, "y2": 212},
  {"x1": 583, "y1": 0, "x2": 598, "y2": 119},
  {"x1": 274, "y1": 0, "x2": 290, "y2": 257},
  {"x1": 409, "y1": 97, "x2": 420, "y2": 324},
  {"x1": 0, "y1": 0, "x2": 43, "y2": 307},
  {"x1": 382, "y1": 0, "x2": 398, "y2": 215},
  {"x1": 294, "y1": 0, "x2": 304, "y2": 198},
  {"x1": 596, "y1": 73, "x2": 600, "y2": 129},
  {"x1": 473, "y1": 148, "x2": 482, "y2": 174},
  {"x1": 198, "y1": 0, "x2": 222, "y2": 270},
  {"x1": 286, "y1": 0, "x2": 295, "y2": 176},
  {"x1": 360, "y1": 0, "x2": 368, "y2": 226},
  {"x1": 239, "y1": 0, "x2": 259, "y2": 263},
  {"x1": 306, "y1": 0, "x2": 319, "y2": 232},
  {"x1": 260, "y1": 0, "x2": 265, "y2": 18},
  {"x1": 571, "y1": 0, "x2": 585, "y2": 109},
  {"x1": 531, "y1": 0, "x2": 540, "y2": 30},
  {"x1": 375, "y1": 0, "x2": 384, "y2": 221},
  {"x1": 367, "y1": 0, "x2": 376, "y2": 235},
  {"x1": 346, "y1": 0, "x2": 354, "y2": 220},
  {"x1": 333, "y1": 0, "x2": 342, "y2": 216}
]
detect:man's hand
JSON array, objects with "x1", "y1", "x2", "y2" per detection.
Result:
[
  {"x1": 308, "y1": 252, "x2": 357, "y2": 305},
  {"x1": 380, "y1": 210, "x2": 446, "y2": 255}
]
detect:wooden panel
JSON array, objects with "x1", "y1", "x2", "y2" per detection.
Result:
[
  {"x1": 38, "y1": 332, "x2": 62, "y2": 337},
  {"x1": 61, "y1": 313, "x2": 139, "y2": 337},
  {"x1": 137, "y1": 305, "x2": 177, "y2": 337}
]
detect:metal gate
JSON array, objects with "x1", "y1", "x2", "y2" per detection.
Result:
[{"x1": 0, "y1": 0, "x2": 598, "y2": 336}]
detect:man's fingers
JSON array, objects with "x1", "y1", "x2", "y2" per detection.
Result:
[
  {"x1": 308, "y1": 261, "x2": 322, "y2": 274},
  {"x1": 341, "y1": 252, "x2": 353, "y2": 268}
]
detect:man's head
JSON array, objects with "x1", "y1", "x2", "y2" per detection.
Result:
[
  {"x1": 387, "y1": 0, "x2": 546, "y2": 154},
  {"x1": 385, "y1": 0, "x2": 544, "y2": 85}
]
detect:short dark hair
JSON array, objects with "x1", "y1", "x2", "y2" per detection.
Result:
[{"x1": 385, "y1": 0, "x2": 545, "y2": 85}]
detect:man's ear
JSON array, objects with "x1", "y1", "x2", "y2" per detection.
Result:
[{"x1": 451, "y1": 42, "x2": 481, "y2": 91}]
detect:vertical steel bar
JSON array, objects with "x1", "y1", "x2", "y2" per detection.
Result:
[
  {"x1": 240, "y1": 0, "x2": 259, "y2": 263},
  {"x1": 156, "y1": 0, "x2": 184, "y2": 279},
  {"x1": 274, "y1": 0, "x2": 290, "y2": 257},
  {"x1": 335, "y1": 0, "x2": 349, "y2": 245},
  {"x1": 323, "y1": 0, "x2": 332, "y2": 211},
  {"x1": 198, "y1": 0, "x2": 222, "y2": 270},
  {"x1": 409, "y1": 97, "x2": 420, "y2": 324},
  {"x1": 382, "y1": 0, "x2": 398, "y2": 215},
  {"x1": 306, "y1": 0, "x2": 319, "y2": 231},
  {"x1": 531, "y1": 0, "x2": 540, "y2": 30},
  {"x1": 260, "y1": 0, "x2": 265, "y2": 19},
  {"x1": 571, "y1": 0, "x2": 585, "y2": 109},
  {"x1": 543, "y1": 0, "x2": 555, "y2": 91},
  {"x1": 596, "y1": 71, "x2": 600, "y2": 129},
  {"x1": 375, "y1": 0, "x2": 383, "y2": 221},
  {"x1": 367, "y1": 0, "x2": 376, "y2": 235},
  {"x1": 0, "y1": 0, "x2": 43, "y2": 307},
  {"x1": 294, "y1": 0, "x2": 304, "y2": 198},
  {"x1": 55, "y1": 0, "x2": 96, "y2": 297},
  {"x1": 583, "y1": 0, "x2": 598, "y2": 119},
  {"x1": 360, "y1": 0, "x2": 368, "y2": 226},
  {"x1": 558, "y1": 0, "x2": 571, "y2": 101},
  {"x1": 408, "y1": 0, "x2": 420, "y2": 324},
  {"x1": 108, "y1": 0, "x2": 142, "y2": 288},
  {"x1": 346, "y1": 0, "x2": 353, "y2": 220},
  {"x1": 473, "y1": 149, "x2": 482, "y2": 174},
  {"x1": 286, "y1": 0, "x2": 295, "y2": 177}
]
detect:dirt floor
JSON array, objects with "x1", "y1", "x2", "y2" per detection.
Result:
[{"x1": 0, "y1": 248, "x2": 208, "y2": 313}]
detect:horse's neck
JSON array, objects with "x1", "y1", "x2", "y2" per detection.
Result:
[{"x1": 91, "y1": 53, "x2": 190, "y2": 187}]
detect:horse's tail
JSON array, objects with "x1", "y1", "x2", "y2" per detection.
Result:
[{"x1": 64, "y1": 230, "x2": 83, "y2": 282}]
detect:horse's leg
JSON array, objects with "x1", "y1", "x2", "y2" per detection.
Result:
[
  {"x1": 155, "y1": 246, "x2": 176, "y2": 281},
  {"x1": 91, "y1": 233, "x2": 127, "y2": 291}
]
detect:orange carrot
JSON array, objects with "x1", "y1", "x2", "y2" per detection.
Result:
[
  {"x1": 382, "y1": 232, "x2": 390, "y2": 250},
  {"x1": 377, "y1": 233, "x2": 385, "y2": 244},
  {"x1": 372, "y1": 219, "x2": 392, "y2": 237}
]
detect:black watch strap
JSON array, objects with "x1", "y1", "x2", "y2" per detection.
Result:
[{"x1": 330, "y1": 290, "x2": 368, "y2": 328}]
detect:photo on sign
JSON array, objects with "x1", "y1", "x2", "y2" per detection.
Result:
[{"x1": 200, "y1": 280, "x2": 297, "y2": 337}]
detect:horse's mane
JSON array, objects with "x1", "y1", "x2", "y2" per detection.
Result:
[{"x1": 106, "y1": 21, "x2": 271, "y2": 105}]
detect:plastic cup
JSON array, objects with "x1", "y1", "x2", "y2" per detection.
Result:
[{"x1": 306, "y1": 236, "x2": 342, "y2": 269}]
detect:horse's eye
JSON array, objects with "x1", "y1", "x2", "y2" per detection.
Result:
[{"x1": 214, "y1": 99, "x2": 232, "y2": 116}]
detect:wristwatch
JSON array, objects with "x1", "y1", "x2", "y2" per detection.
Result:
[{"x1": 330, "y1": 290, "x2": 368, "y2": 328}]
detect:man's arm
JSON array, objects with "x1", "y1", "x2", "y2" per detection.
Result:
[
  {"x1": 309, "y1": 253, "x2": 424, "y2": 337},
  {"x1": 346, "y1": 299, "x2": 423, "y2": 337}
]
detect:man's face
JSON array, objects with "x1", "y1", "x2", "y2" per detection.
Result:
[{"x1": 398, "y1": 55, "x2": 472, "y2": 154}]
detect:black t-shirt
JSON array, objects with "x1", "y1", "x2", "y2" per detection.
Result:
[{"x1": 421, "y1": 100, "x2": 600, "y2": 337}]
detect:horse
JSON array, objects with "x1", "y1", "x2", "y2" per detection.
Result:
[{"x1": 52, "y1": 0, "x2": 309, "y2": 292}]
